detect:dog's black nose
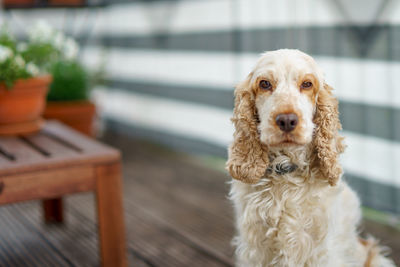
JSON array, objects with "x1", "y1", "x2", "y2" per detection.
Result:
[{"x1": 275, "y1": 113, "x2": 298, "y2": 132}]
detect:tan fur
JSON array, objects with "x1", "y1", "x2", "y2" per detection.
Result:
[
  {"x1": 226, "y1": 74, "x2": 269, "y2": 184},
  {"x1": 311, "y1": 83, "x2": 346, "y2": 186},
  {"x1": 227, "y1": 49, "x2": 395, "y2": 267}
]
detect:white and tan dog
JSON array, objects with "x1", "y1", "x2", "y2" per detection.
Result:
[{"x1": 227, "y1": 49, "x2": 395, "y2": 267}]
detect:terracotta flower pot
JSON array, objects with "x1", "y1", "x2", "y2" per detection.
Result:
[
  {"x1": 0, "y1": 75, "x2": 52, "y2": 135},
  {"x1": 48, "y1": 0, "x2": 85, "y2": 6},
  {"x1": 3, "y1": 0, "x2": 84, "y2": 8},
  {"x1": 2, "y1": 0, "x2": 34, "y2": 7},
  {"x1": 43, "y1": 100, "x2": 96, "y2": 137}
]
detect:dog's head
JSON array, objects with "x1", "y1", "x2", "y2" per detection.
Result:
[{"x1": 226, "y1": 49, "x2": 345, "y2": 186}]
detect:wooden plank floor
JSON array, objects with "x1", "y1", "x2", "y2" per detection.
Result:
[{"x1": 0, "y1": 133, "x2": 399, "y2": 266}]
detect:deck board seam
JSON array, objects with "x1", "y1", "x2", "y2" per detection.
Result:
[
  {"x1": 123, "y1": 197, "x2": 234, "y2": 266},
  {"x1": 129, "y1": 248, "x2": 157, "y2": 267},
  {"x1": 68, "y1": 194, "x2": 234, "y2": 266},
  {"x1": 11, "y1": 206, "x2": 76, "y2": 267}
]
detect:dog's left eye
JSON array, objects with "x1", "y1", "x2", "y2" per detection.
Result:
[
  {"x1": 259, "y1": 80, "x2": 272, "y2": 90},
  {"x1": 301, "y1": 81, "x2": 312, "y2": 89}
]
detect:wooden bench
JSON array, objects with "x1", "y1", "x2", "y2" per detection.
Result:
[{"x1": 0, "y1": 121, "x2": 127, "y2": 267}]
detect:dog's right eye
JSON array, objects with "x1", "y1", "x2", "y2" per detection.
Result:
[{"x1": 259, "y1": 80, "x2": 272, "y2": 91}]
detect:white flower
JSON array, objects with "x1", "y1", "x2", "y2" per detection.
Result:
[
  {"x1": 53, "y1": 32, "x2": 65, "y2": 50},
  {"x1": 14, "y1": 55, "x2": 25, "y2": 68},
  {"x1": 0, "y1": 45, "x2": 13, "y2": 63},
  {"x1": 17, "y1": 42, "x2": 28, "y2": 52},
  {"x1": 63, "y1": 38, "x2": 79, "y2": 59},
  {"x1": 29, "y1": 20, "x2": 54, "y2": 43},
  {"x1": 26, "y1": 62, "x2": 39, "y2": 76}
]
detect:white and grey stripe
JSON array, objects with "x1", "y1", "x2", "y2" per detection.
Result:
[{"x1": 3, "y1": 0, "x2": 399, "y2": 212}]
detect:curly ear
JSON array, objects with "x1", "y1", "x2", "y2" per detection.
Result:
[
  {"x1": 226, "y1": 74, "x2": 269, "y2": 184},
  {"x1": 312, "y1": 83, "x2": 346, "y2": 186}
]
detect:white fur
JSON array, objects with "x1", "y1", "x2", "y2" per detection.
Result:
[
  {"x1": 229, "y1": 50, "x2": 396, "y2": 267},
  {"x1": 254, "y1": 50, "x2": 319, "y2": 146},
  {"x1": 230, "y1": 147, "x2": 394, "y2": 267}
]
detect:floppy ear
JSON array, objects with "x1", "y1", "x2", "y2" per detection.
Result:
[
  {"x1": 312, "y1": 83, "x2": 346, "y2": 186},
  {"x1": 226, "y1": 74, "x2": 269, "y2": 184}
]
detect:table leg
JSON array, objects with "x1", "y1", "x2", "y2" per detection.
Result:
[
  {"x1": 95, "y1": 162, "x2": 127, "y2": 267},
  {"x1": 43, "y1": 198, "x2": 64, "y2": 223}
]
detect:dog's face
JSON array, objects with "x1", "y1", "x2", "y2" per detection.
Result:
[
  {"x1": 251, "y1": 50, "x2": 324, "y2": 147},
  {"x1": 226, "y1": 49, "x2": 345, "y2": 185}
]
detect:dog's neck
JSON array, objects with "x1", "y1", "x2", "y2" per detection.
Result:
[{"x1": 265, "y1": 145, "x2": 312, "y2": 178}]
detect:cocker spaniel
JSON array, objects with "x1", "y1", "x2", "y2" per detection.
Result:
[{"x1": 227, "y1": 49, "x2": 395, "y2": 267}]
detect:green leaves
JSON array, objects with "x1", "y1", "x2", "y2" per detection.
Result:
[
  {"x1": 0, "y1": 26, "x2": 17, "y2": 53},
  {"x1": 47, "y1": 60, "x2": 89, "y2": 101},
  {"x1": 0, "y1": 46, "x2": 31, "y2": 89},
  {"x1": 20, "y1": 42, "x2": 61, "y2": 71}
]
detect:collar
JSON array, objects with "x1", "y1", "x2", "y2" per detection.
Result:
[{"x1": 265, "y1": 162, "x2": 298, "y2": 176}]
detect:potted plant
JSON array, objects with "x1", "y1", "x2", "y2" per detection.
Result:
[
  {"x1": 3, "y1": 0, "x2": 86, "y2": 8},
  {"x1": 2, "y1": 0, "x2": 34, "y2": 8},
  {"x1": 0, "y1": 27, "x2": 52, "y2": 135},
  {"x1": 44, "y1": 60, "x2": 96, "y2": 136},
  {"x1": 20, "y1": 21, "x2": 97, "y2": 137},
  {"x1": 48, "y1": 0, "x2": 86, "y2": 6}
]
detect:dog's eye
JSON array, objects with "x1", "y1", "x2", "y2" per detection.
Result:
[
  {"x1": 259, "y1": 80, "x2": 272, "y2": 90},
  {"x1": 301, "y1": 81, "x2": 312, "y2": 89}
]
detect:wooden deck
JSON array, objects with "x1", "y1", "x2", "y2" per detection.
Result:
[{"x1": 0, "y1": 132, "x2": 399, "y2": 266}]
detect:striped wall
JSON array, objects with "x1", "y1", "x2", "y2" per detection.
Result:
[{"x1": 2, "y1": 0, "x2": 400, "y2": 213}]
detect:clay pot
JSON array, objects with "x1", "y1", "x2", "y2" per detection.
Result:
[
  {"x1": 3, "y1": 0, "x2": 85, "y2": 8},
  {"x1": 43, "y1": 100, "x2": 96, "y2": 137},
  {"x1": 2, "y1": 0, "x2": 34, "y2": 7},
  {"x1": 48, "y1": 0, "x2": 85, "y2": 6},
  {"x1": 0, "y1": 75, "x2": 52, "y2": 135}
]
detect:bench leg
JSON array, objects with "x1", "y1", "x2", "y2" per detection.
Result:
[
  {"x1": 95, "y1": 162, "x2": 127, "y2": 267},
  {"x1": 43, "y1": 198, "x2": 64, "y2": 223}
]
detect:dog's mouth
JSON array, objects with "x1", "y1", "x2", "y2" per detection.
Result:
[
  {"x1": 269, "y1": 134, "x2": 304, "y2": 147},
  {"x1": 273, "y1": 141, "x2": 299, "y2": 147},
  {"x1": 281, "y1": 140, "x2": 298, "y2": 145},
  {"x1": 260, "y1": 127, "x2": 311, "y2": 147}
]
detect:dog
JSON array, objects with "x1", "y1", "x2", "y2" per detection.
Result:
[{"x1": 226, "y1": 49, "x2": 395, "y2": 267}]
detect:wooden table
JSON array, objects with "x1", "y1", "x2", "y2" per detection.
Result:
[{"x1": 0, "y1": 121, "x2": 127, "y2": 267}]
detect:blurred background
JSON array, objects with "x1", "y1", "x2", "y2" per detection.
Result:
[{"x1": 0, "y1": 0, "x2": 400, "y2": 266}]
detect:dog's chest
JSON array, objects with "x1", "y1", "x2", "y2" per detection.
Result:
[
  {"x1": 256, "y1": 182, "x2": 326, "y2": 234},
  {"x1": 241, "y1": 179, "x2": 329, "y2": 265}
]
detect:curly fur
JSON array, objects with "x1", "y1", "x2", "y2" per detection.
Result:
[
  {"x1": 227, "y1": 49, "x2": 395, "y2": 267},
  {"x1": 311, "y1": 83, "x2": 346, "y2": 186},
  {"x1": 226, "y1": 74, "x2": 269, "y2": 184}
]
